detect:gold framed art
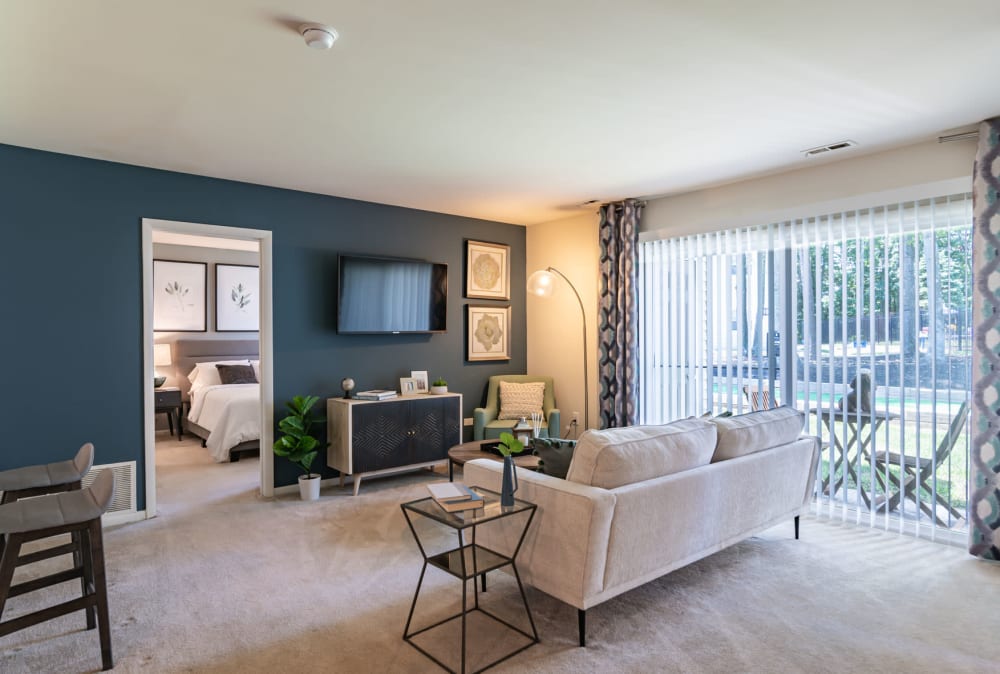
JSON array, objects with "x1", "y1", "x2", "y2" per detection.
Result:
[
  {"x1": 465, "y1": 240, "x2": 510, "y2": 300},
  {"x1": 467, "y1": 305, "x2": 511, "y2": 361}
]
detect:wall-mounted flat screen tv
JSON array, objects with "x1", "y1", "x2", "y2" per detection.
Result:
[{"x1": 337, "y1": 254, "x2": 448, "y2": 334}]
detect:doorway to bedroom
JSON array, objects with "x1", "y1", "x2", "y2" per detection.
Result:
[{"x1": 142, "y1": 219, "x2": 274, "y2": 519}]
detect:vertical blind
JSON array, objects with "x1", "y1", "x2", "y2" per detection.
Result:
[{"x1": 638, "y1": 193, "x2": 973, "y2": 541}]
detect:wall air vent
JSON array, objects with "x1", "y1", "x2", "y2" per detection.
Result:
[
  {"x1": 802, "y1": 139, "x2": 858, "y2": 157},
  {"x1": 83, "y1": 461, "x2": 137, "y2": 516}
]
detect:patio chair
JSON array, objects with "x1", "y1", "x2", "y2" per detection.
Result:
[
  {"x1": 870, "y1": 400, "x2": 969, "y2": 526},
  {"x1": 742, "y1": 385, "x2": 775, "y2": 412}
]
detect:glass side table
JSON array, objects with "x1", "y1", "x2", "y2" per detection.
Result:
[{"x1": 400, "y1": 486, "x2": 538, "y2": 674}]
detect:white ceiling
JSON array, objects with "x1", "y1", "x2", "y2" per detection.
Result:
[{"x1": 2, "y1": 1, "x2": 998, "y2": 225}]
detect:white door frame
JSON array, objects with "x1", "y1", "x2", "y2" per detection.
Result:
[{"x1": 141, "y1": 218, "x2": 275, "y2": 518}]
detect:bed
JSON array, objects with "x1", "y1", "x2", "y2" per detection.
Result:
[{"x1": 174, "y1": 339, "x2": 260, "y2": 462}]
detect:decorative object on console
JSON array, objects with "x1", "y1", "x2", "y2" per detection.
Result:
[
  {"x1": 354, "y1": 389, "x2": 397, "y2": 401},
  {"x1": 467, "y1": 304, "x2": 510, "y2": 361},
  {"x1": 153, "y1": 259, "x2": 206, "y2": 332},
  {"x1": 153, "y1": 343, "x2": 172, "y2": 388},
  {"x1": 399, "y1": 377, "x2": 419, "y2": 396},
  {"x1": 410, "y1": 370, "x2": 428, "y2": 392},
  {"x1": 497, "y1": 432, "x2": 525, "y2": 507},
  {"x1": 273, "y1": 395, "x2": 328, "y2": 501},
  {"x1": 341, "y1": 377, "x2": 355, "y2": 399},
  {"x1": 465, "y1": 239, "x2": 510, "y2": 300},
  {"x1": 527, "y1": 266, "x2": 588, "y2": 431},
  {"x1": 430, "y1": 378, "x2": 448, "y2": 395},
  {"x1": 215, "y1": 264, "x2": 259, "y2": 332}
]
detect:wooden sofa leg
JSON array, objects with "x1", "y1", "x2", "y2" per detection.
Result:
[
  {"x1": 578, "y1": 609, "x2": 586, "y2": 647},
  {"x1": 794, "y1": 515, "x2": 800, "y2": 540}
]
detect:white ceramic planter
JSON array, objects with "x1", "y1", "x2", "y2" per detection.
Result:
[
  {"x1": 299, "y1": 474, "x2": 321, "y2": 500},
  {"x1": 430, "y1": 385, "x2": 448, "y2": 395}
]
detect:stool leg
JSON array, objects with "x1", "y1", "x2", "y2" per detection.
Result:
[
  {"x1": 77, "y1": 529, "x2": 96, "y2": 629},
  {"x1": 89, "y1": 520, "x2": 113, "y2": 671},
  {"x1": 0, "y1": 533, "x2": 23, "y2": 619}
]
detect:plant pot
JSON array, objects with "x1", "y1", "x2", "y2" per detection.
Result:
[
  {"x1": 298, "y1": 473, "x2": 321, "y2": 501},
  {"x1": 430, "y1": 385, "x2": 448, "y2": 395}
]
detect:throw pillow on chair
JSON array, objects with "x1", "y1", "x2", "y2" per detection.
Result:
[{"x1": 498, "y1": 381, "x2": 546, "y2": 420}]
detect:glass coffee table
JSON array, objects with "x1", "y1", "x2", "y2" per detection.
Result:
[{"x1": 400, "y1": 486, "x2": 538, "y2": 673}]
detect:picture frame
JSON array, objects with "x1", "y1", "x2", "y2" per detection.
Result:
[
  {"x1": 466, "y1": 240, "x2": 510, "y2": 300},
  {"x1": 467, "y1": 305, "x2": 511, "y2": 361},
  {"x1": 410, "y1": 371, "x2": 429, "y2": 393},
  {"x1": 153, "y1": 260, "x2": 207, "y2": 332},
  {"x1": 216, "y1": 264, "x2": 260, "y2": 332},
  {"x1": 399, "y1": 377, "x2": 419, "y2": 396}
]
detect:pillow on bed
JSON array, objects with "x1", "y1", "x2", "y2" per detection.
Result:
[
  {"x1": 216, "y1": 364, "x2": 258, "y2": 385},
  {"x1": 187, "y1": 360, "x2": 250, "y2": 387}
]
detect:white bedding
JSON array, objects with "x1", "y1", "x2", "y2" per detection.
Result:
[{"x1": 187, "y1": 384, "x2": 260, "y2": 462}]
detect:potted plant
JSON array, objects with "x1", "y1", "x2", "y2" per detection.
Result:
[
  {"x1": 273, "y1": 395, "x2": 328, "y2": 500},
  {"x1": 497, "y1": 432, "x2": 526, "y2": 506},
  {"x1": 430, "y1": 378, "x2": 448, "y2": 395}
]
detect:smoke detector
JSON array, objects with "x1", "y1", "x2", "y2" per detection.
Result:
[
  {"x1": 300, "y1": 23, "x2": 338, "y2": 49},
  {"x1": 801, "y1": 140, "x2": 857, "y2": 158}
]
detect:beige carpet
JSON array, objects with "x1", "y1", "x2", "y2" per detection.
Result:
[{"x1": 2, "y1": 433, "x2": 999, "y2": 673}]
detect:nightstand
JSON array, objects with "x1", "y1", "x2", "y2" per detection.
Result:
[{"x1": 154, "y1": 387, "x2": 184, "y2": 441}]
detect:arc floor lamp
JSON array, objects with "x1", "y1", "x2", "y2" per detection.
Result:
[{"x1": 527, "y1": 267, "x2": 588, "y2": 433}]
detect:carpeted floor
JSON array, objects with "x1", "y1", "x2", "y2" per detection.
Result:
[{"x1": 2, "y1": 434, "x2": 999, "y2": 673}]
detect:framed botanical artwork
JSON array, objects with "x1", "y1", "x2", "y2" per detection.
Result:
[
  {"x1": 467, "y1": 305, "x2": 511, "y2": 361},
  {"x1": 153, "y1": 260, "x2": 206, "y2": 332},
  {"x1": 216, "y1": 264, "x2": 260, "y2": 332},
  {"x1": 466, "y1": 240, "x2": 510, "y2": 300}
]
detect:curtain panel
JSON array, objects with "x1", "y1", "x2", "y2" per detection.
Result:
[
  {"x1": 971, "y1": 116, "x2": 1000, "y2": 561},
  {"x1": 598, "y1": 199, "x2": 643, "y2": 428}
]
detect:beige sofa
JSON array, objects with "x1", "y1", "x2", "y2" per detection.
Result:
[{"x1": 464, "y1": 407, "x2": 820, "y2": 646}]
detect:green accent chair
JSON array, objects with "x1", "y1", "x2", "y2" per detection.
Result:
[{"x1": 473, "y1": 375, "x2": 560, "y2": 440}]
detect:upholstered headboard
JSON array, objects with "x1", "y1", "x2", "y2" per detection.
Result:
[{"x1": 172, "y1": 339, "x2": 259, "y2": 398}]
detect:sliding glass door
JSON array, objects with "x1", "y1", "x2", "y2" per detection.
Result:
[{"x1": 638, "y1": 194, "x2": 973, "y2": 540}]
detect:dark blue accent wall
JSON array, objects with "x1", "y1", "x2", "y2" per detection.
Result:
[{"x1": 0, "y1": 144, "x2": 526, "y2": 505}]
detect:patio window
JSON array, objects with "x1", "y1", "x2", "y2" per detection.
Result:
[{"x1": 637, "y1": 193, "x2": 973, "y2": 541}]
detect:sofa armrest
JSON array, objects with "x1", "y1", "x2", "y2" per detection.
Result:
[
  {"x1": 472, "y1": 407, "x2": 492, "y2": 440},
  {"x1": 464, "y1": 459, "x2": 616, "y2": 609}
]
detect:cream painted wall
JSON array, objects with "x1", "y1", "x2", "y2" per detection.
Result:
[
  {"x1": 643, "y1": 138, "x2": 976, "y2": 238},
  {"x1": 526, "y1": 211, "x2": 601, "y2": 435}
]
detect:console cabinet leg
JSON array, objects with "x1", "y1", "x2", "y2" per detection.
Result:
[
  {"x1": 794, "y1": 515, "x2": 800, "y2": 540},
  {"x1": 578, "y1": 609, "x2": 586, "y2": 647}
]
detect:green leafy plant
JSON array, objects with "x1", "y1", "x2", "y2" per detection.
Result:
[
  {"x1": 497, "y1": 431, "x2": 525, "y2": 458},
  {"x1": 432, "y1": 377, "x2": 447, "y2": 387},
  {"x1": 273, "y1": 395, "x2": 328, "y2": 477}
]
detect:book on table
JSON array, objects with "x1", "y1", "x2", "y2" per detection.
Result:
[
  {"x1": 355, "y1": 389, "x2": 397, "y2": 400},
  {"x1": 426, "y1": 482, "x2": 484, "y2": 512}
]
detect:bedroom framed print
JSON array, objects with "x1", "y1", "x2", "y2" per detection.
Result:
[
  {"x1": 216, "y1": 264, "x2": 260, "y2": 332},
  {"x1": 465, "y1": 240, "x2": 510, "y2": 300},
  {"x1": 153, "y1": 259, "x2": 207, "y2": 332},
  {"x1": 467, "y1": 304, "x2": 511, "y2": 361}
]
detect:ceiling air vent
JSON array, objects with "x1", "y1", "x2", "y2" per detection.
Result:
[{"x1": 802, "y1": 140, "x2": 858, "y2": 157}]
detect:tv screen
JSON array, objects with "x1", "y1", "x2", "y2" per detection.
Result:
[{"x1": 337, "y1": 255, "x2": 448, "y2": 334}]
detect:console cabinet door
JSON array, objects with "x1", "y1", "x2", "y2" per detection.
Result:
[
  {"x1": 409, "y1": 396, "x2": 461, "y2": 464},
  {"x1": 350, "y1": 400, "x2": 409, "y2": 473}
]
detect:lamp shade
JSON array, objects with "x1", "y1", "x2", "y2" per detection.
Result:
[
  {"x1": 153, "y1": 343, "x2": 173, "y2": 367},
  {"x1": 527, "y1": 269, "x2": 556, "y2": 297}
]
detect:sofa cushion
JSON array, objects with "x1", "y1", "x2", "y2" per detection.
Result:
[
  {"x1": 498, "y1": 381, "x2": 546, "y2": 420},
  {"x1": 710, "y1": 406, "x2": 804, "y2": 462},
  {"x1": 565, "y1": 419, "x2": 717, "y2": 489}
]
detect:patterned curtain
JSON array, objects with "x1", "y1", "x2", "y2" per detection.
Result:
[
  {"x1": 598, "y1": 199, "x2": 643, "y2": 428},
  {"x1": 971, "y1": 116, "x2": 1000, "y2": 561}
]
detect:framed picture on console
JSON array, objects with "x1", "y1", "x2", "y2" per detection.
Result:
[
  {"x1": 465, "y1": 240, "x2": 510, "y2": 300},
  {"x1": 467, "y1": 305, "x2": 511, "y2": 361},
  {"x1": 216, "y1": 264, "x2": 259, "y2": 332},
  {"x1": 153, "y1": 260, "x2": 206, "y2": 332}
]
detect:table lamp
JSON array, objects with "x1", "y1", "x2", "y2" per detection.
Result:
[{"x1": 153, "y1": 343, "x2": 172, "y2": 388}]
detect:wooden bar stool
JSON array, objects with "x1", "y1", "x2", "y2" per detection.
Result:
[
  {"x1": 0, "y1": 469, "x2": 115, "y2": 670},
  {"x1": 0, "y1": 443, "x2": 95, "y2": 504}
]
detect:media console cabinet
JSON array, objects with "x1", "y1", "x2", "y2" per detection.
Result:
[{"x1": 327, "y1": 393, "x2": 463, "y2": 495}]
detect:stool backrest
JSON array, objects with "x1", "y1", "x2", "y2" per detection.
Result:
[
  {"x1": 73, "y1": 443, "x2": 95, "y2": 478},
  {"x1": 88, "y1": 469, "x2": 116, "y2": 514}
]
